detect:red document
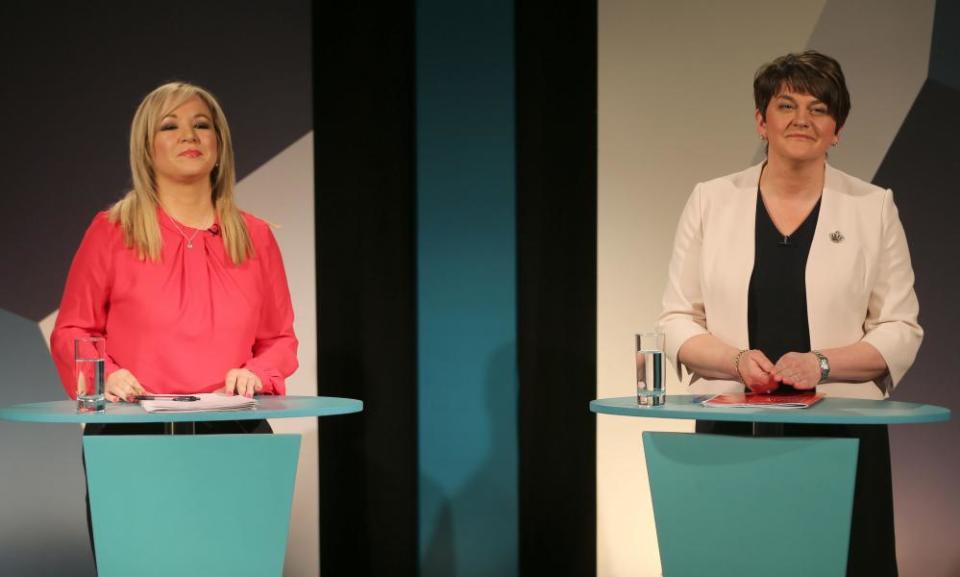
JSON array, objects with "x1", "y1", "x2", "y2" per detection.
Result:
[{"x1": 702, "y1": 392, "x2": 824, "y2": 409}]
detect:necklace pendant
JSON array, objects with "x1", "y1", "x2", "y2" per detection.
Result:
[{"x1": 187, "y1": 241, "x2": 193, "y2": 249}]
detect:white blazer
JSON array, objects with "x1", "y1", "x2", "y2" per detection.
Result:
[{"x1": 658, "y1": 162, "x2": 923, "y2": 399}]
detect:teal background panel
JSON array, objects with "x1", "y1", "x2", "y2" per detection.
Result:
[
  {"x1": 83, "y1": 434, "x2": 301, "y2": 577},
  {"x1": 643, "y1": 432, "x2": 859, "y2": 577},
  {"x1": 416, "y1": 1, "x2": 518, "y2": 576}
]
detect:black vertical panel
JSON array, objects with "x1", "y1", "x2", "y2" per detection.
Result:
[
  {"x1": 516, "y1": 2, "x2": 598, "y2": 576},
  {"x1": 313, "y1": 4, "x2": 417, "y2": 577}
]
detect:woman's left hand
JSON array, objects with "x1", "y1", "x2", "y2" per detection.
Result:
[
  {"x1": 772, "y1": 352, "x2": 820, "y2": 390},
  {"x1": 222, "y1": 368, "x2": 263, "y2": 397}
]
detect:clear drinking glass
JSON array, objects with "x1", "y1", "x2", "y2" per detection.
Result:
[
  {"x1": 636, "y1": 332, "x2": 665, "y2": 406},
  {"x1": 75, "y1": 337, "x2": 106, "y2": 413}
]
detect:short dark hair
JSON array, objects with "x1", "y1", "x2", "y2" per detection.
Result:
[{"x1": 754, "y1": 50, "x2": 850, "y2": 131}]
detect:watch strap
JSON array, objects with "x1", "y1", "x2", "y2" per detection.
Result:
[{"x1": 811, "y1": 350, "x2": 830, "y2": 383}]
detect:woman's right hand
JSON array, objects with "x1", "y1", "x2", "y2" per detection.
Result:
[
  {"x1": 737, "y1": 350, "x2": 778, "y2": 394},
  {"x1": 105, "y1": 369, "x2": 146, "y2": 402}
]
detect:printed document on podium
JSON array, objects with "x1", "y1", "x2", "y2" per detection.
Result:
[{"x1": 140, "y1": 393, "x2": 258, "y2": 413}]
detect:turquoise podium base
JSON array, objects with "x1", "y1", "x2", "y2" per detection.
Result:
[
  {"x1": 84, "y1": 434, "x2": 301, "y2": 577},
  {"x1": 643, "y1": 432, "x2": 858, "y2": 577}
]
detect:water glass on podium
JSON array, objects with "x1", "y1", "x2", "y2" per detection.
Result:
[
  {"x1": 75, "y1": 337, "x2": 106, "y2": 413},
  {"x1": 636, "y1": 332, "x2": 665, "y2": 406}
]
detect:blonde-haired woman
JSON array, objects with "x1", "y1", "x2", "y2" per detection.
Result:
[{"x1": 51, "y1": 81, "x2": 298, "y2": 408}]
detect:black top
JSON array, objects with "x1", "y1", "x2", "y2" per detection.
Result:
[{"x1": 747, "y1": 189, "x2": 821, "y2": 392}]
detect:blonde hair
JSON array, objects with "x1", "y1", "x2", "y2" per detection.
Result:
[{"x1": 109, "y1": 82, "x2": 252, "y2": 263}]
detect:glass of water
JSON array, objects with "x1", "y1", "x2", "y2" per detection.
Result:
[
  {"x1": 75, "y1": 336, "x2": 106, "y2": 413},
  {"x1": 636, "y1": 332, "x2": 665, "y2": 406}
]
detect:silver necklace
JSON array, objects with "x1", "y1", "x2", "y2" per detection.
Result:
[{"x1": 165, "y1": 213, "x2": 203, "y2": 249}]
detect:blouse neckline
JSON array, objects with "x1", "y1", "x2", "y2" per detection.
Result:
[{"x1": 156, "y1": 205, "x2": 219, "y2": 233}]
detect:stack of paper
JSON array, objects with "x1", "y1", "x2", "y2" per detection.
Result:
[{"x1": 140, "y1": 393, "x2": 258, "y2": 413}]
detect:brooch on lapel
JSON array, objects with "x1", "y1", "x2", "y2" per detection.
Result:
[{"x1": 829, "y1": 230, "x2": 844, "y2": 243}]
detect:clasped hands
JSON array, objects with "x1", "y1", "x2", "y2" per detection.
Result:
[
  {"x1": 737, "y1": 350, "x2": 820, "y2": 394},
  {"x1": 104, "y1": 368, "x2": 263, "y2": 402}
]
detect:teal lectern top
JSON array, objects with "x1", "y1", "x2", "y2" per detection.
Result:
[
  {"x1": 590, "y1": 394, "x2": 950, "y2": 424},
  {"x1": 0, "y1": 394, "x2": 363, "y2": 424},
  {"x1": 0, "y1": 395, "x2": 363, "y2": 577},
  {"x1": 591, "y1": 394, "x2": 950, "y2": 577}
]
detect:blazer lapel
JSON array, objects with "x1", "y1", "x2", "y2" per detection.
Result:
[
  {"x1": 727, "y1": 162, "x2": 762, "y2": 349},
  {"x1": 805, "y1": 163, "x2": 839, "y2": 350}
]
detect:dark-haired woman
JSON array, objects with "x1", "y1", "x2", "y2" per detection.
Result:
[{"x1": 658, "y1": 51, "x2": 921, "y2": 576}]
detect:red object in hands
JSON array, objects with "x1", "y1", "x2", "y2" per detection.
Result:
[{"x1": 749, "y1": 376, "x2": 778, "y2": 395}]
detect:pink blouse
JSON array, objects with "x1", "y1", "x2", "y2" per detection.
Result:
[{"x1": 51, "y1": 209, "x2": 299, "y2": 398}]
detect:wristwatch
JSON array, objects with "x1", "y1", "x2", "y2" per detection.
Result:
[{"x1": 811, "y1": 350, "x2": 830, "y2": 383}]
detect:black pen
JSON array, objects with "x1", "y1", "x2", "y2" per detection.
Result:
[{"x1": 135, "y1": 395, "x2": 200, "y2": 402}]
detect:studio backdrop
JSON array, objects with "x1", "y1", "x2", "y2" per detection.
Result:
[{"x1": 597, "y1": 1, "x2": 959, "y2": 576}]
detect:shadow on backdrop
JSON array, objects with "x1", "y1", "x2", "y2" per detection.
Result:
[{"x1": 421, "y1": 342, "x2": 518, "y2": 577}]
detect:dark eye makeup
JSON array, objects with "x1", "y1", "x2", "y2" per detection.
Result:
[{"x1": 157, "y1": 120, "x2": 211, "y2": 132}]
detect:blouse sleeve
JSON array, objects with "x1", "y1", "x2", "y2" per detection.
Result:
[
  {"x1": 50, "y1": 214, "x2": 122, "y2": 399},
  {"x1": 657, "y1": 184, "x2": 710, "y2": 379},
  {"x1": 242, "y1": 227, "x2": 299, "y2": 395},
  {"x1": 860, "y1": 189, "x2": 923, "y2": 393}
]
